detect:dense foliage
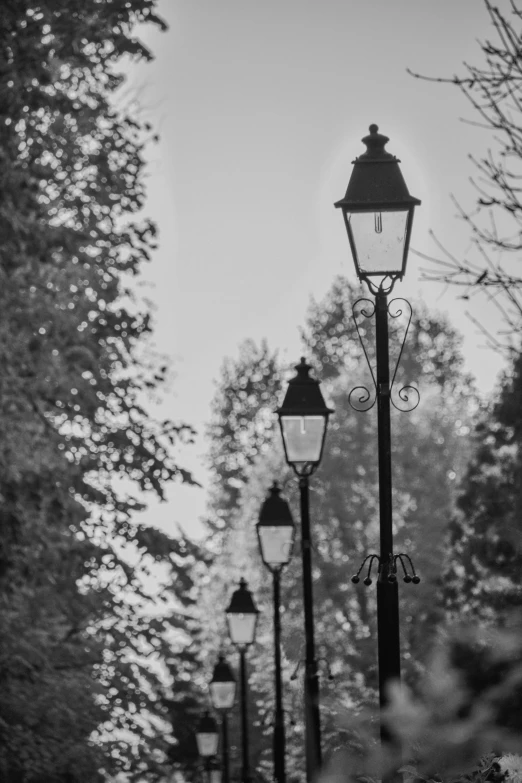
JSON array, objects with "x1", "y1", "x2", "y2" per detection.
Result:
[
  {"x1": 206, "y1": 338, "x2": 282, "y2": 529},
  {"x1": 325, "y1": 624, "x2": 522, "y2": 783},
  {"x1": 0, "y1": 2, "x2": 205, "y2": 781},
  {"x1": 444, "y1": 350, "x2": 522, "y2": 623}
]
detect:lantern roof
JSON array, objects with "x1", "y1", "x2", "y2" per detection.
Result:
[
  {"x1": 276, "y1": 358, "x2": 333, "y2": 418},
  {"x1": 334, "y1": 124, "x2": 421, "y2": 212},
  {"x1": 225, "y1": 578, "x2": 259, "y2": 616},
  {"x1": 197, "y1": 711, "x2": 218, "y2": 735},
  {"x1": 258, "y1": 482, "x2": 294, "y2": 528},
  {"x1": 210, "y1": 655, "x2": 235, "y2": 684}
]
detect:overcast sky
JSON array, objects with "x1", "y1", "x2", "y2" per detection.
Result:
[{"x1": 123, "y1": 0, "x2": 508, "y2": 539}]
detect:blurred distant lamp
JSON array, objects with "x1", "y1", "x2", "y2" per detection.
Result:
[
  {"x1": 209, "y1": 758, "x2": 222, "y2": 783},
  {"x1": 210, "y1": 655, "x2": 235, "y2": 783},
  {"x1": 276, "y1": 358, "x2": 333, "y2": 476},
  {"x1": 196, "y1": 711, "x2": 219, "y2": 758},
  {"x1": 225, "y1": 578, "x2": 259, "y2": 648},
  {"x1": 276, "y1": 358, "x2": 332, "y2": 782},
  {"x1": 257, "y1": 482, "x2": 295, "y2": 783},
  {"x1": 334, "y1": 124, "x2": 420, "y2": 282},
  {"x1": 225, "y1": 579, "x2": 259, "y2": 783},
  {"x1": 210, "y1": 655, "x2": 236, "y2": 711},
  {"x1": 257, "y1": 482, "x2": 295, "y2": 571}
]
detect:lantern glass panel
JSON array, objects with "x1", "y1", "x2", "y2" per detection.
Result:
[
  {"x1": 226, "y1": 612, "x2": 257, "y2": 646},
  {"x1": 258, "y1": 525, "x2": 294, "y2": 567},
  {"x1": 348, "y1": 209, "x2": 409, "y2": 276},
  {"x1": 196, "y1": 732, "x2": 219, "y2": 758},
  {"x1": 280, "y1": 415, "x2": 326, "y2": 464},
  {"x1": 209, "y1": 680, "x2": 236, "y2": 711}
]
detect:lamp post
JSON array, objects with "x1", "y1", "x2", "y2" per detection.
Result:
[
  {"x1": 276, "y1": 359, "x2": 333, "y2": 783},
  {"x1": 257, "y1": 482, "x2": 296, "y2": 783},
  {"x1": 196, "y1": 711, "x2": 220, "y2": 783},
  {"x1": 334, "y1": 124, "x2": 421, "y2": 745},
  {"x1": 210, "y1": 655, "x2": 236, "y2": 783},
  {"x1": 225, "y1": 579, "x2": 259, "y2": 783}
]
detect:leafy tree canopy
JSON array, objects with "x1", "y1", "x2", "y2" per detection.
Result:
[{"x1": 0, "y1": 1, "x2": 204, "y2": 780}]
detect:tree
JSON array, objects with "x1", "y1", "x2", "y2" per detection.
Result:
[
  {"x1": 205, "y1": 338, "x2": 282, "y2": 540},
  {"x1": 0, "y1": 2, "x2": 203, "y2": 780},
  {"x1": 161, "y1": 534, "x2": 214, "y2": 781},
  {"x1": 329, "y1": 623, "x2": 522, "y2": 782},
  {"x1": 443, "y1": 349, "x2": 522, "y2": 623},
  {"x1": 409, "y1": 0, "x2": 522, "y2": 347}
]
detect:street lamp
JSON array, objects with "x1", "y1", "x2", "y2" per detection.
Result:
[
  {"x1": 208, "y1": 758, "x2": 222, "y2": 783},
  {"x1": 196, "y1": 711, "x2": 219, "y2": 757},
  {"x1": 210, "y1": 655, "x2": 236, "y2": 783},
  {"x1": 196, "y1": 711, "x2": 220, "y2": 783},
  {"x1": 257, "y1": 482, "x2": 295, "y2": 783},
  {"x1": 334, "y1": 124, "x2": 421, "y2": 746},
  {"x1": 276, "y1": 358, "x2": 333, "y2": 782},
  {"x1": 225, "y1": 579, "x2": 259, "y2": 783},
  {"x1": 334, "y1": 124, "x2": 420, "y2": 282}
]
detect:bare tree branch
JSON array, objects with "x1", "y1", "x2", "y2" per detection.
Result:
[{"x1": 409, "y1": 0, "x2": 522, "y2": 349}]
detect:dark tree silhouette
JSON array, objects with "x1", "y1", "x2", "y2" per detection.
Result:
[{"x1": 443, "y1": 350, "x2": 522, "y2": 622}]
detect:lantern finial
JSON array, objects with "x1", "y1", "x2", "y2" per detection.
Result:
[{"x1": 358, "y1": 125, "x2": 394, "y2": 161}]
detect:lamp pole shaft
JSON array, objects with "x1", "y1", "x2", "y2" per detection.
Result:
[
  {"x1": 222, "y1": 712, "x2": 230, "y2": 783},
  {"x1": 239, "y1": 649, "x2": 250, "y2": 783},
  {"x1": 375, "y1": 291, "x2": 401, "y2": 744},
  {"x1": 273, "y1": 569, "x2": 286, "y2": 783},
  {"x1": 299, "y1": 476, "x2": 321, "y2": 781}
]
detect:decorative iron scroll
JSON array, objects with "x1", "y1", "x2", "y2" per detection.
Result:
[
  {"x1": 349, "y1": 295, "x2": 421, "y2": 414},
  {"x1": 388, "y1": 298, "x2": 420, "y2": 413},
  {"x1": 349, "y1": 297, "x2": 377, "y2": 412}
]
